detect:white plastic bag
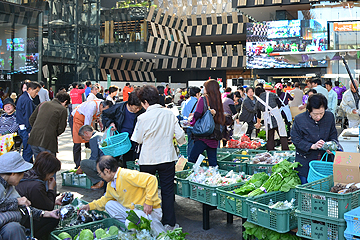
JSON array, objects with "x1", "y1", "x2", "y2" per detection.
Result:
[
  {"x1": 125, "y1": 208, "x2": 166, "y2": 236},
  {"x1": 233, "y1": 121, "x2": 248, "y2": 137}
]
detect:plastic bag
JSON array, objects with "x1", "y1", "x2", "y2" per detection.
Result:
[
  {"x1": 125, "y1": 209, "x2": 165, "y2": 236},
  {"x1": 233, "y1": 121, "x2": 248, "y2": 137}
]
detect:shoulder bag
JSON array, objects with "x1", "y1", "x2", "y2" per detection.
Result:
[{"x1": 192, "y1": 96, "x2": 215, "y2": 137}]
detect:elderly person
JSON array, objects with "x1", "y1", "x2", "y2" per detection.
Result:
[
  {"x1": 291, "y1": 94, "x2": 337, "y2": 184},
  {"x1": 131, "y1": 85, "x2": 186, "y2": 230},
  {"x1": 0, "y1": 152, "x2": 59, "y2": 240},
  {"x1": 289, "y1": 82, "x2": 303, "y2": 107},
  {"x1": 86, "y1": 86, "x2": 99, "y2": 101},
  {"x1": 340, "y1": 79, "x2": 360, "y2": 128},
  {"x1": 173, "y1": 88, "x2": 182, "y2": 106},
  {"x1": 78, "y1": 156, "x2": 162, "y2": 232},
  {"x1": 0, "y1": 98, "x2": 18, "y2": 135},
  {"x1": 325, "y1": 81, "x2": 337, "y2": 118}
]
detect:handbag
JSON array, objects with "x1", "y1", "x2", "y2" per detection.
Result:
[{"x1": 192, "y1": 96, "x2": 215, "y2": 137}]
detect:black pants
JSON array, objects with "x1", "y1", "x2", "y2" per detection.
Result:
[
  {"x1": 267, "y1": 127, "x2": 289, "y2": 151},
  {"x1": 73, "y1": 143, "x2": 81, "y2": 168},
  {"x1": 246, "y1": 121, "x2": 255, "y2": 140},
  {"x1": 140, "y1": 162, "x2": 176, "y2": 226},
  {"x1": 122, "y1": 149, "x2": 135, "y2": 168},
  {"x1": 22, "y1": 217, "x2": 59, "y2": 240}
]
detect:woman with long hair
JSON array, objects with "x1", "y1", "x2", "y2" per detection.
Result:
[{"x1": 188, "y1": 79, "x2": 225, "y2": 166}]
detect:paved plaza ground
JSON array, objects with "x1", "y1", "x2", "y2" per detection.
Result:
[{"x1": 56, "y1": 127, "x2": 243, "y2": 240}]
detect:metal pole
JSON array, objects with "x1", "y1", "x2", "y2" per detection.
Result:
[{"x1": 341, "y1": 56, "x2": 359, "y2": 97}]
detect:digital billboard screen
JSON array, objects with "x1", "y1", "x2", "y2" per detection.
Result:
[{"x1": 246, "y1": 19, "x2": 328, "y2": 69}]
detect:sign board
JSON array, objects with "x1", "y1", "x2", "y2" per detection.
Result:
[
  {"x1": 333, "y1": 152, "x2": 360, "y2": 184},
  {"x1": 333, "y1": 22, "x2": 360, "y2": 32},
  {"x1": 107, "y1": 74, "x2": 111, "y2": 89}
]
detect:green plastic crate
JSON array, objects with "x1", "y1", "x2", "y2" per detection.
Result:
[
  {"x1": 296, "y1": 175, "x2": 360, "y2": 219},
  {"x1": 218, "y1": 154, "x2": 249, "y2": 173},
  {"x1": 174, "y1": 170, "x2": 192, "y2": 198},
  {"x1": 189, "y1": 170, "x2": 228, "y2": 206},
  {"x1": 61, "y1": 171, "x2": 92, "y2": 189},
  {"x1": 242, "y1": 149, "x2": 267, "y2": 155},
  {"x1": 217, "y1": 148, "x2": 242, "y2": 154},
  {"x1": 247, "y1": 163, "x2": 274, "y2": 176},
  {"x1": 246, "y1": 189, "x2": 297, "y2": 233},
  {"x1": 296, "y1": 210, "x2": 346, "y2": 240},
  {"x1": 126, "y1": 161, "x2": 140, "y2": 171},
  {"x1": 56, "y1": 198, "x2": 110, "y2": 228},
  {"x1": 51, "y1": 218, "x2": 126, "y2": 240},
  {"x1": 179, "y1": 144, "x2": 187, "y2": 158},
  {"x1": 216, "y1": 182, "x2": 251, "y2": 218}
]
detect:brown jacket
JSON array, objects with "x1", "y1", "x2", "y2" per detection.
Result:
[{"x1": 28, "y1": 99, "x2": 67, "y2": 153}]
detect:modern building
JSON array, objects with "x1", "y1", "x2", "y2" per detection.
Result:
[{"x1": 1, "y1": 0, "x2": 360, "y2": 93}]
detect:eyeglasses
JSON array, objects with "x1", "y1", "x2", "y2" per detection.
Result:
[
  {"x1": 97, "y1": 172, "x2": 102, "y2": 177},
  {"x1": 310, "y1": 111, "x2": 325, "y2": 117}
]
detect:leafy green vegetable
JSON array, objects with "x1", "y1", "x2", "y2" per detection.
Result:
[
  {"x1": 58, "y1": 232, "x2": 72, "y2": 240},
  {"x1": 232, "y1": 172, "x2": 269, "y2": 196},
  {"x1": 243, "y1": 221, "x2": 301, "y2": 240},
  {"x1": 79, "y1": 229, "x2": 93, "y2": 240},
  {"x1": 126, "y1": 210, "x2": 152, "y2": 231},
  {"x1": 248, "y1": 160, "x2": 301, "y2": 197},
  {"x1": 101, "y1": 141, "x2": 107, "y2": 147},
  {"x1": 157, "y1": 227, "x2": 188, "y2": 240},
  {"x1": 288, "y1": 144, "x2": 296, "y2": 151},
  {"x1": 257, "y1": 130, "x2": 266, "y2": 141}
]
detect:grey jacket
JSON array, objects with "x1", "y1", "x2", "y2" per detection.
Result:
[
  {"x1": 0, "y1": 176, "x2": 42, "y2": 219},
  {"x1": 238, "y1": 96, "x2": 257, "y2": 123}
]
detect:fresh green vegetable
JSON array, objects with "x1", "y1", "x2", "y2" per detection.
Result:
[
  {"x1": 99, "y1": 233, "x2": 110, "y2": 239},
  {"x1": 69, "y1": 169, "x2": 77, "y2": 173},
  {"x1": 288, "y1": 144, "x2": 296, "y2": 151},
  {"x1": 257, "y1": 130, "x2": 266, "y2": 141},
  {"x1": 157, "y1": 227, "x2": 188, "y2": 240},
  {"x1": 101, "y1": 141, "x2": 107, "y2": 147},
  {"x1": 243, "y1": 221, "x2": 301, "y2": 240},
  {"x1": 94, "y1": 228, "x2": 105, "y2": 238},
  {"x1": 248, "y1": 160, "x2": 301, "y2": 197},
  {"x1": 232, "y1": 172, "x2": 269, "y2": 196},
  {"x1": 126, "y1": 210, "x2": 152, "y2": 231},
  {"x1": 108, "y1": 226, "x2": 119, "y2": 236},
  {"x1": 79, "y1": 229, "x2": 93, "y2": 240},
  {"x1": 58, "y1": 232, "x2": 72, "y2": 240}
]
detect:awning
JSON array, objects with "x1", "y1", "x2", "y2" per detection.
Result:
[{"x1": 269, "y1": 49, "x2": 360, "y2": 64}]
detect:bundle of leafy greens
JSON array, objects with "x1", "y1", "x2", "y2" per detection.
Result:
[
  {"x1": 157, "y1": 228, "x2": 188, "y2": 240},
  {"x1": 126, "y1": 210, "x2": 152, "y2": 231},
  {"x1": 248, "y1": 160, "x2": 301, "y2": 197},
  {"x1": 232, "y1": 172, "x2": 269, "y2": 196},
  {"x1": 243, "y1": 221, "x2": 301, "y2": 240}
]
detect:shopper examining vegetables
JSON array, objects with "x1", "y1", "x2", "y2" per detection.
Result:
[
  {"x1": 291, "y1": 93, "x2": 338, "y2": 184},
  {"x1": 77, "y1": 156, "x2": 163, "y2": 231}
]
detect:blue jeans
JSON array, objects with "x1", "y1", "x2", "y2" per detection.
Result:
[
  {"x1": 186, "y1": 128, "x2": 194, "y2": 157},
  {"x1": 299, "y1": 174, "x2": 308, "y2": 185},
  {"x1": 19, "y1": 129, "x2": 33, "y2": 163},
  {"x1": 188, "y1": 140, "x2": 217, "y2": 166}
]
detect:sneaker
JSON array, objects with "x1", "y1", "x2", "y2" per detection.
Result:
[{"x1": 164, "y1": 223, "x2": 180, "y2": 231}]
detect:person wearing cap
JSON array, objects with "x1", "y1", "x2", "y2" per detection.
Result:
[
  {"x1": 0, "y1": 152, "x2": 59, "y2": 240},
  {"x1": 0, "y1": 98, "x2": 18, "y2": 136}
]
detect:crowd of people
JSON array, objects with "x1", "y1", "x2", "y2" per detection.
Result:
[{"x1": 0, "y1": 77, "x2": 353, "y2": 240}]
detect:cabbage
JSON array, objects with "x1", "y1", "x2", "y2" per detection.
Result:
[
  {"x1": 79, "y1": 229, "x2": 93, "y2": 240},
  {"x1": 99, "y1": 233, "x2": 111, "y2": 239},
  {"x1": 58, "y1": 232, "x2": 72, "y2": 240},
  {"x1": 94, "y1": 228, "x2": 106, "y2": 239},
  {"x1": 108, "y1": 226, "x2": 119, "y2": 236}
]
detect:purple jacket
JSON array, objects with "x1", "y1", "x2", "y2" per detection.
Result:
[{"x1": 333, "y1": 86, "x2": 346, "y2": 100}]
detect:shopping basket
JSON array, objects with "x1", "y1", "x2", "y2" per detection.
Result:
[
  {"x1": 307, "y1": 151, "x2": 334, "y2": 183},
  {"x1": 99, "y1": 126, "x2": 131, "y2": 157}
]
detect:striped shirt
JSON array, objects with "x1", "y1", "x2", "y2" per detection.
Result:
[{"x1": 0, "y1": 112, "x2": 18, "y2": 135}]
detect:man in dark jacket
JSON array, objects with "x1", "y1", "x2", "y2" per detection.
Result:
[
  {"x1": 291, "y1": 93, "x2": 338, "y2": 184},
  {"x1": 102, "y1": 91, "x2": 145, "y2": 167},
  {"x1": 28, "y1": 92, "x2": 70, "y2": 158},
  {"x1": 78, "y1": 125, "x2": 105, "y2": 190},
  {"x1": 16, "y1": 81, "x2": 41, "y2": 163}
]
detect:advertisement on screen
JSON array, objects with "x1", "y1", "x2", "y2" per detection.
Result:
[{"x1": 246, "y1": 19, "x2": 328, "y2": 69}]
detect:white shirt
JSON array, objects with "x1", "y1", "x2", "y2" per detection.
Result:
[
  {"x1": 111, "y1": 168, "x2": 120, "y2": 190},
  {"x1": 87, "y1": 93, "x2": 98, "y2": 101},
  {"x1": 313, "y1": 85, "x2": 329, "y2": 100},
  {"x1": 131, "y1": 104, "x2": 186, "y2": 165},
  {"x1": 38, "y1": 87, "x2": 50, "y2": 103},
  {"x1": 72, "y1": 99, "x2": 102, "y2": 125},
  {"x1": 106, "y1": 95, "x2": 115, "y2": 104}
]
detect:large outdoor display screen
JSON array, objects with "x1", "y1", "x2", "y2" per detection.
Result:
[{"x1": 246, "y1": 19, "x2": 328, "y2": 69}]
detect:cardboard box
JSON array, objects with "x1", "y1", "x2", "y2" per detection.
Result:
[
  {"x1": 333, "y1": 152, "x2": 360, "y2": 184},
  {"x1": 175, "y1": 157, "x2": 187, "y2": 172},
  {"x1": 290, "y1": 106, "x2": 306, "y2": 119}
]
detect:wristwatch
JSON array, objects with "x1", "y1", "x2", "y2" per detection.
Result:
[{"x1": 40, "y1": 210, "x2": 45, "y2": 217}]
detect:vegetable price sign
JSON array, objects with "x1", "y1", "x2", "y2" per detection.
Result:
[{"x1": 333, "y1": 152, "x2": 360, "y2": 185}]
